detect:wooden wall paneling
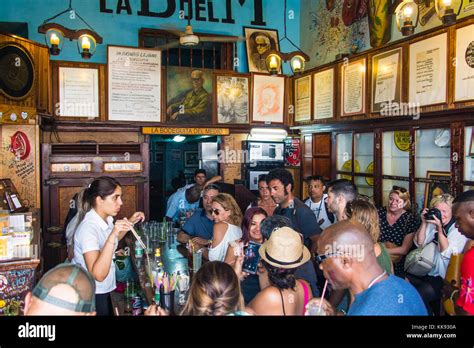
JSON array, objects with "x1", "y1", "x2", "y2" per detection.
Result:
[
  {"x1": 301, "y1": 134, "x2": 313, "y2": 198},
  {"x1": 374, "y1": 130, "x2": 383, "y2": 207},
  {"x1": 312, "y1": 133, "x2": 332, "y2": 181},
  {"x1": 451, "y1": 123, "x2": 463, "y2": 197},
  {"x1": 35, "y1": 42, "x2": 51, "y2": 113}
]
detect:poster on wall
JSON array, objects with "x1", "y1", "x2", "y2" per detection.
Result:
[
  {"x1": 166, "y1": 66, "x2": 213, "y2": 124},
  {"x1": 244, "y1": 27, "x2": 280, "y2": 74},
  {"x1": 371, "y1": 48, "x2": 402, "y2": 113},
  {"x1": 215, "y1": 74, "x2": 249, "y2": 124},
  {"x1": 313, "y1": 68, "x2": 334, "y2": 120},
  {"x1": 409, "y1": 33, "x2": 447, "y2": 107},
  {"x1": 294, "y1": 75, "x2": 311, "y2": 122},
  {"x1": 108, "y1": 46, "x2": 161, "y2": 122},
  {"x1": 59, "y1": 67, "x2": 99, "y2": 118},
  {"x1": 251, "y1": 74, "x2": 285, "y2": 123},
  {"x1": 341, "y1": 58, "x2": 366, "y2": 117},
  {"x1": 284, "y1": 138, "x2": 301, "y2": 167},
  {"x1": 0, "y1": 125, "x2": 40, "y2": 209},
  {"x1": 455, "y1": 24, "x2": 474, "y2": 102}
]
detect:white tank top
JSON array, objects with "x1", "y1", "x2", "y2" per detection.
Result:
[{"x1": 208, "y1": 222, "x2": 242, "y2": 262}]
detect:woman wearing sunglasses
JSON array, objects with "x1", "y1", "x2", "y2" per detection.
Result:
[
  {"x1": 205, "y1": 193, "x2": 243, "y2": 262},
  {"x1": 377, "y1": 186, "x2": 420, "y2": 278}
]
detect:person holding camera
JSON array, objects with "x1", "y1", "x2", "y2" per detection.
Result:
[{"x1": 409, "y1": 194, "x2": 468, "y2": 315}]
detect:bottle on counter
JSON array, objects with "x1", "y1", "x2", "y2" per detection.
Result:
[{"x1": 135, "y1": 240, "x2": 144, "y2": 259}]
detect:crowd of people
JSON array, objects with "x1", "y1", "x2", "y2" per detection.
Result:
[{"x1": 25, "y1": 168, "x2": 474, "y2": 317}]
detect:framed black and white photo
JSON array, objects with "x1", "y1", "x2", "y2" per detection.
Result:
[
  {"x1": 215, "y1": 73, "x2": 250, "y2": 124},
  {"x1": 455, "y1": 24, "x2": 474, "y2": 103},
  {"x1": 184, "y1": 151, "x2": 199, "y2": 167},
  {"x1": 244, "y1": 27, "x2": 280, "y2": 73}
]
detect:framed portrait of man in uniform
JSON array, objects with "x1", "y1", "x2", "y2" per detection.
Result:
[
  {"x1": 165, "y1": 66, "x2": 213, "y2": 124},
  {"x1": 244, "y1": 27, "x2": 280, "y2": 74}
]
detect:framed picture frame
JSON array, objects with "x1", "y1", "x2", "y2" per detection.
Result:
[
  {"x1": 294, "y1": 74, "x2": 311, "y2": 122},
  {"x1": 423, "y1": 171, "x2": 451, "y2": 208},
  {"x1": 313, "y1": 67, "x2": 335, "y2": 120},
  {"x1": 341, "y1": 58, "x2": 366, "y2": 117},
  {"x1": 409, "y1": 33, "x2": 448, "y2": 107},
  {"x1": 371, "y1": 47, "x2": 403, "y2": 114},
  {"x1": 244, "y1": 27, "x2": 280, "y2": 74},
  {"x1": 251, "y1": 73, "x2": 285, "y2": 124},
  {"x1": 454, "y1": 24, "x2": 474, "y2": 103},
  {"x1": 184, "y1": 151, "x2": 199, "y2": 167},
  {"x1": 165, "y1": 66, "x2": 213, "y2": 124},
  {"x1": 107, "y1": 45, "x2": 161, "y2": 122},
  {"x1": 214, "y1": 73, "x2": 250, "y2": 124},
  {"x1": 51, "y1": 61, "x2": 106, "y2": 121}
]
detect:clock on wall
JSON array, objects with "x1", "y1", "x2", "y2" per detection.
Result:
[{"x1": 0, "y1": 43, "x2": 35, "y2": 100}]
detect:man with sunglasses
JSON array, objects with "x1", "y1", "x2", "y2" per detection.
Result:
[
  {"x1": 177, "y1": 184, "x2": 221, "y2": 249},
  {"x1": 308, "y1": 220, "x2": 427, "y2": 316}
]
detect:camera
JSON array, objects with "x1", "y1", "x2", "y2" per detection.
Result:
[{"x1": 424, "y1": 207, "x2": 442, "y2": 221}]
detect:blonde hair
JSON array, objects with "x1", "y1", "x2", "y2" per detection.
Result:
[
  {"x1": 430, "y1": 193, "x2": 454, "y2": 209},
  {"x1": 181, "y1": 261, "x2": 244, "y2": 316},
  {"x1": 347, "y1": 199, "x2": 380, "y2": 244},
  {"x1": 212, "y1": 193, "x2": 243, "y2": 226},
  {"x1": 389, "y1": 187, "x2": 411, "y2": 210}
]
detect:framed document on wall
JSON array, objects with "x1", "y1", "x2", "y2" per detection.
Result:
[
  {"x1": 409, "y1": 33, "x2": 447, "y2": 107},
  {"x1": 313, "y1": 68, "x2": 334, "y2": 120},
  {"x1": 455, "y1": 24, "x2": 474, "y2": 102},
  {"x1": 294, "y1": 75, "x2": 311, "y2": 122},
  {"x1": 341, "y1": 58, "x2": 366, "y2": 117},
  {"x1": 58, "y1": 67, "x2": 99, "y2": 118},
  {"x1": 371, "y1": 48, "x2": 402, "y2": 113},
  {"x1": 108, "y1": 45, "x2": 161, "y2": 122}
]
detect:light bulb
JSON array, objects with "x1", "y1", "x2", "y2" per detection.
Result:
[
  {"x1": 82, "y1": 37, "x2": 91, "y2": 50},
  {"x1": 269, "y1": 56, "x2": 278, "y2": 69},
  {"x1": 50, "y1": 33, "x2": 60, "y2": 46}
]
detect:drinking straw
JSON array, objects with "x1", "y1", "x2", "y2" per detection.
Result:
[
  {"x1": 114, "y1": 307, "x2": 119, "y2": 316},
  {"x1": 130, "y1": 225, "x2": 146, "y2": 250},
  {"x1": 318, "y1": 280, "x2": 329, "y2": 315}
]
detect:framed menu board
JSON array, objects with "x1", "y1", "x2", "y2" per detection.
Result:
[
  {"x1": 371, "y1": 48, "x2": 402, "y2": 113},
  {"x1": 409, "y1": 33, "x2": 447, "y2": 107},
  {"x1": 294, "y1": 75, "x2": 311, "y2": 122},
  {"x1": 313, "y1": 68, "x2": 335, "y2": 120},
  {"x1": 108, "y1": 45, "x2": 161, "y2": 122},
  {"x1": 341, "y1": 58, "x2": 366, "y2": 117}
]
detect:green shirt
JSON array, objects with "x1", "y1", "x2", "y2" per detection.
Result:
[{"x1": 377, "y1": 242, "x2": 393, "y2": 275}]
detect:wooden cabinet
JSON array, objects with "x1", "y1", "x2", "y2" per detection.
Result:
[{"x1": 41, "y1": 142, "x2": 150, "y2": 239}]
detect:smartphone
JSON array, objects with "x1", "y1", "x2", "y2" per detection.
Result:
[{"x1": 242, "y1": 241, "x2": 261, "y2": 275}]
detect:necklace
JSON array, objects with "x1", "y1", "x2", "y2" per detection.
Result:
[{"x1": 367, "y1": 271, "x2": 387, "y2": 289}]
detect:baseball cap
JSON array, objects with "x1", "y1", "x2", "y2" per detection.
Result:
[{"x1": 32, "y1": 264, "x2": 96, "y2": 312}]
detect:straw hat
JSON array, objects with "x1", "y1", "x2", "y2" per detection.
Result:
[{"x1": 258, "y1": 227, "x2": 311, "y2": 269}]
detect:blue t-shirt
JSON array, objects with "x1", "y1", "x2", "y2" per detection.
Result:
[
  {"x1": 182, "y1": 209, "x2": 214, "y2": 240},
  {"x1": 166, "y1": 189, "x2": 199, "y2": 222},
  {"x1": 274, "y1": 198, "x2": 322, "y2": 248},
  {"x1": 348, "y1": 275, "x2": 428, "y2": 316}
]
